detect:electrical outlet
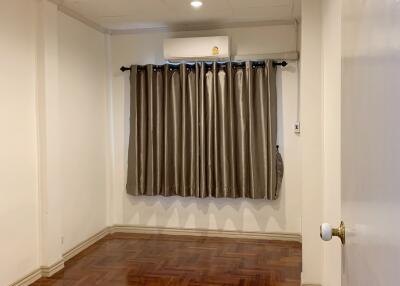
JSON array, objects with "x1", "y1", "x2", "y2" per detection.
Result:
[{"x1": 294, "y1": 122, "x2": 301, "y2": 134}]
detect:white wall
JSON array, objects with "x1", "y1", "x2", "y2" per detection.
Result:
[
  {"x1": 111, "y1": 25, "x2": 297, "y2": 66},
  {"x1": 36, "y1": 0, "x2": 64, "y2": 266},
  {"x1": 110, "y1": 25, "x2": 302, "y2": 234},
  {"x1": 58, "y1": 12, "x2": 109, "y2": 253},
  {"x1": 0, "y1": 1, "x2": 110, "y2": 284},
  {"x1": 300, "y1": 2, "x2": 342, "y2": 284},
  {"x1": 0, "y1": 1, "x2": 40, "y2": 285},
  {"x1": 36, "y1": 0, "x2": 110, "y2": 266}
]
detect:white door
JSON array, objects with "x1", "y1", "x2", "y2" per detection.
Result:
[{"x1": 341, "y1": 0, "x2": 400, "y2": 285}]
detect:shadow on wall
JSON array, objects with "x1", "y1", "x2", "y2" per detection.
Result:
[{"x1": 123, "y1": 189, "x2": 288, "y2": 232}]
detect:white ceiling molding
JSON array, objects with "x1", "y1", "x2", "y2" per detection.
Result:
[
  {"x1": 47, "y1": 0, "x2": 110, "y2": 34},
  {"x1": 110, "y1": 19, "x2": 297, "y2": 35},
  {"x1": 47, "y1": 0, "x2": 298, "y2": 36}
]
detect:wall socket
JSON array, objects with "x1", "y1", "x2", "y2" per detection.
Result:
[{"x1": 294, "y1": 122, "x2": 301, "y2": 134}]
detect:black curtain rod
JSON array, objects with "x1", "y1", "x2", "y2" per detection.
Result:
[{"x1": 120, "y1": 61, "x2": 288, "y2": 72}]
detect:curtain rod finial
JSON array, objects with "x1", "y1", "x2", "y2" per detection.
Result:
[
  {"x1": 273, "y1": 61, "x2": 287, "y2": 67},
  {"x1": 120, "y1": 66, "x2": 131, "y2": 72}
]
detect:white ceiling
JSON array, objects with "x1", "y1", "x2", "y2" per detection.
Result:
[{"x1": 56, "y1": 0, "x2": 300, "y2": 31}]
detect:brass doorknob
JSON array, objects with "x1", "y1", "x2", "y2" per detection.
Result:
[{"x1": 320, "y1": 221, "x2": 345, "y2": 245}]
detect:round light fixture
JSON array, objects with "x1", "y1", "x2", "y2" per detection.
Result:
[{"x1": 191, "y1": 1, "x2": 203, "y2": 8}]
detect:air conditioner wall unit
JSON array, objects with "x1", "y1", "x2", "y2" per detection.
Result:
[{"x1": 163, "y1": 36, "x2": 230, "y2": 62}]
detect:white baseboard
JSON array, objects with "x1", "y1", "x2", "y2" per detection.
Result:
[
  {"x1": 63, "y1": 227, "x2": 111, "y2": 262},
  {"x1": 9, "y1": 225, "x2": 301, "y2": 285},
  {"x1": 9, "y1": 260, "x2": 65, "y2": 286},
  {"x1": 9, "y1": 228, "x2": 110, "y2": 286},
  {"x1": 40, "y1": 259, "x2": 65, "y2": 277},
  {"x1": 112, "y1": 224, "x2": 302, "y2": 242},
  {"x1": 10, "y1": 269, "x2": 42, "y2": 286},
  {"x1": 10, "y1": 259, "x2": 65, "y2": 286}
]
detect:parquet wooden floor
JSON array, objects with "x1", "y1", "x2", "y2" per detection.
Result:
[{"x1": 31, "y1": 232, "x2": 301, "y2": 286}]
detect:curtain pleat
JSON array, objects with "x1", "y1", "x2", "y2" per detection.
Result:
[
  {"x1": 234, "y1": 66, "x2": 249, "y2": 197},
  {"x1": 154, "y1": 69, "x2": 164, "y2": 195},
  {"x1": 138, "y1": 68, "x2": 147, "y2": 195},
  {"x1": 127, "y1": 61, "x2": 283, "y2": 199},
  {"x1": 227, "y1": 63, "x2": 237, "y2": 198},
  {"x1": 163, "y1": 65, "x2": 172, "y2": 196},
  {"x1": 216, "y1": 67, "x2": 229, "y2": 197},
  {"x1": 198, "y1": 63, "x2": 206, "y2": 198},
  {"x1": 205, "y1": 67, "x2": 213, "y2": 197},
  {"x1": 266, "y1": 61, "x2": 279, "y2": 199},
  {"x1": 127, "y1": 66, "x2": 138, "y2": 195}
]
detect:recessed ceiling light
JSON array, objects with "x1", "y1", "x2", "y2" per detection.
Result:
[{"x1": 191, "y1": 1, "x2": 203, "y2": 8}]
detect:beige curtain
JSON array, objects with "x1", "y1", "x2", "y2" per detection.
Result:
[{"x1": 126, "y1": 61, "x2": 283, "y2": 199}]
